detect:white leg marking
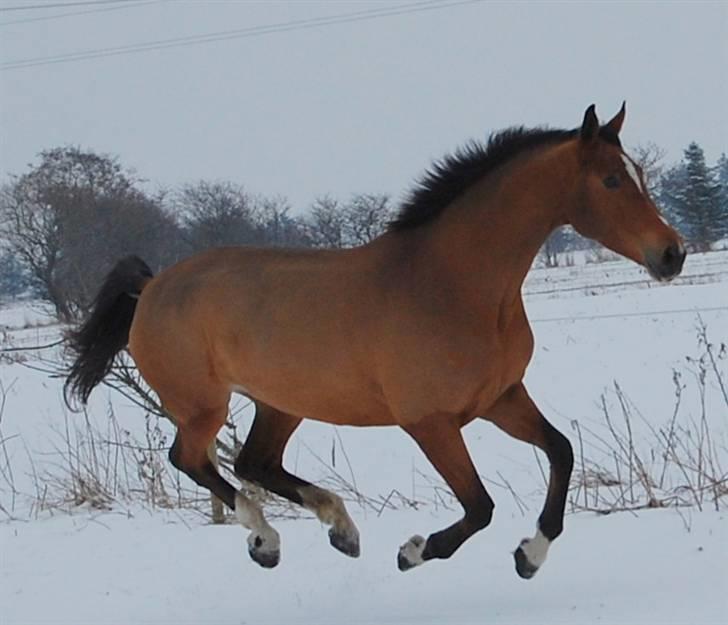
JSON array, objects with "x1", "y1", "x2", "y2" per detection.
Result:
[
  {"x1": 299, "y1": 485, "x2": 357, "y2": 533},
  {"x1": 622, "y1": 154, "x2": 645, "y2": 195},
  {"x1": 235, "y1": 491, "x2": 280, "y2": 567},
  {"x1": 519, "y1": 529, "x2": 551, "y2": 568},
  {"x1": 299, "y1": 485, "x2": 360, "y2": 556},
  {"x1": 398, "y1": 534, "x2": 426, "y2": 570}
]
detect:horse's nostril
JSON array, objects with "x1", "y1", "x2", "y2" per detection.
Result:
[
  {"x1": 662, "y1": 244, "x2": 676, "y2": 265},
  {"x1": 661, "y1": 242, "x2": 685, "y2": 274}
]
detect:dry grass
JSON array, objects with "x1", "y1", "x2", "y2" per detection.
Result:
[
  {"x1": 567, "y1": 319, "x2": 727, "y2": 515},
  {"x1": 1, "y1": 319, "x2": 725, "y2": 524}
]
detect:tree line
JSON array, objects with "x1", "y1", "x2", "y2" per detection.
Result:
[
  {"x1": 0, "y1": 147, "x2": 395, "y2": 319},
  {"x1": 1, "y1": 141, "x2": 726, "y2": 318}
]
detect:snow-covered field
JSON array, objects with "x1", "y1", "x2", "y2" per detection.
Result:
[{"x1": 1, "y1": 251, "x2": 727, "y2": 625}]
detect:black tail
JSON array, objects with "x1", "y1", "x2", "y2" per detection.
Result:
[{"x1": 64, "y1": 255, "x2": 154, "y2": 409}]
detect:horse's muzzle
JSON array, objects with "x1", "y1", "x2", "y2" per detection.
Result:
[{"x1": 645, "y1": 242, "x2": 686, "y2": 282}]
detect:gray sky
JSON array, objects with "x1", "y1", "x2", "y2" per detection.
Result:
[{"x1": 1, "y1": 0, "x2": 726, "y2": 210}]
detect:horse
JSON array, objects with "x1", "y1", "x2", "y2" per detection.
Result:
[{"x1": 65, "y1": 103, "x2": 685, "y2": 579}]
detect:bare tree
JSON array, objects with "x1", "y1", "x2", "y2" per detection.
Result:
[
  {"x1": 176, "y1": 181, "x2": 259, "y2": 252},
  {"x1": 306, "y1": 196, "x2": 346, "y2": 248},
  {"x1": 541, "y1": 228, "x2": 565, "y2": 268},
  {"x1": 305, "y1": 193, "x2": 393, "y2": 249},
  {"x1": 344, "y1": 193, "x2": 392, "y2": 246},
  {"x1": 0, "y1": 147, "x2": 182, "y2": 318},
  {"x1": 631, "y1": 142, "x2": 667, "y2": 198},
  {"x1": 254, "y1": 195, "x2": 310, "y2": 248},
  {"x1": 59, "y1": 190, "x2": 181, "y2": 311}
]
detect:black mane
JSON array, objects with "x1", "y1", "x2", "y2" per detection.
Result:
[{"x1": 390, "y1": 125, "x2": 620, "y2": 231}]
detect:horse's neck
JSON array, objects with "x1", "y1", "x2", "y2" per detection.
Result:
[{"x1": 420, "y1": 150, "x2": 571, "y2": 308}]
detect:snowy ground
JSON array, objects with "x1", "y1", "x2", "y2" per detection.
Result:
[
  {"x1": 3, "y1": 507, "x2": 725, "y2": 625},
  {"x1": 1, "y1": 251, "x2": 727, "y2": 625}
]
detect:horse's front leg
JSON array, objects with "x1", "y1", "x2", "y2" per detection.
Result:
[
  {"x1": 398, "y1": 415, "x2": 495, "y2": 571},
  {"x1": 482, "y1": 383, "x2": 574, "y2": 579}
]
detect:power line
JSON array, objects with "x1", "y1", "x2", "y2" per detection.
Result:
[
  {"x1": 0, "y1": 0, "x2": 133, "y2": 11},
  {"x1": 0, "y1": 0, "x2": 160, "y2": 26},
  {"x1": 0, "y1": 0, "x2": 482, "y2": 71},
  {"x1": 530, "y1": 305, "x2": 728, "y2": 324}
]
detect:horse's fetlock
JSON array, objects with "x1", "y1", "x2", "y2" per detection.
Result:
[{"x1": 538, "y1": 517, "x2": 563, "y2": 541}]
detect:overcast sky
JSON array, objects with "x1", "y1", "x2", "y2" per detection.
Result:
[{"x1": 1, "y1": 0, "x2": 726, "y2": 210}]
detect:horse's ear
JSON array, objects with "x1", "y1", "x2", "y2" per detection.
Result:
[
  {"x1": 604, "y1": 101, "x2": 626, "y2": 136},
  {"x1": 580, "y1": 104, "x2": 599, "y2": 143}
]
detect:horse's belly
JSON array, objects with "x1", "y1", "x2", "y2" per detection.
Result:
[{"x1": 234, "y1": 371, "x2": 395, "y2": 426}]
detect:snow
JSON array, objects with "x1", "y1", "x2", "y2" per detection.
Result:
[
  {"x1": 2, "y1": 508, "x2": 726, "y2": 624},
  {"x1": 1, "y1": 251, "x2": 727, "y2": 625}
]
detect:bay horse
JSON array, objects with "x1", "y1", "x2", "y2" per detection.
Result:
[{"x1": 65, "y1": 104, "x2": 685, "y2": 578}]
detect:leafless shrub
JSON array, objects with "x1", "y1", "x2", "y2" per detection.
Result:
[
  {"x1": 568, "y1": 322, "x2": 727, "y2": 514},
  {"x1": 0, "y1": 380, "x2": 20, "y2": 519},
  {"x1": 36, "y1": 406, "x2": 177, "y2": 515},
  {"x1": 7, "y1": 315, "x2": 726, "y2": 525}
]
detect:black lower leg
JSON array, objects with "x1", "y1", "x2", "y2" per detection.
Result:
[
  {"x1": 169, "y1": 436, "x2": 237, "y2": 509},
  {"x1": 234, "y1": 458, "x2": 308, "y2": 507},
  {"x1": 233, "y1": 406, "x2": 309, "y2": 508},
  {"x1": 538, "y1": 423, "x2": 574, "y2": 540},
  {"x1": 422, "y1": 501, "x2": 494, "y2": 561}
]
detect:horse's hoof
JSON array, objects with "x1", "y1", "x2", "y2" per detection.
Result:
[
  {"x1": 397, "y1": 534, "x2": 426, "y2": 571},
  {"x1": 513, "y1": 545, "x2": 538, "y2": 579},
  {"x1": 247, "y1": 528, "x2": 280, "y2": 569},
  {"x1": 514, "y1": 533, "x2": 550, "y2": 579},
  {"x1": 249, "y1": 545, "x2": 280, "y2": 568},
  {"x1": 329, "y1": 526, "x2": 360, "y2": 558}
]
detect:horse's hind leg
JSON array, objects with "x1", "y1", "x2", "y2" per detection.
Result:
[
  {"x1": 482, "y1": 383, "x2": 574, "y2": 579},
  {"x1": 166, "y1": 401, "x2": 280, "y2": 568},
  {"x1": 234, "y1": 402, "x2": 360, "y2": 558},
  {"x1": 398, "y1": 415, "x2": 495, "y2": 571}
]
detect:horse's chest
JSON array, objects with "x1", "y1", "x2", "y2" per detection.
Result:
[
  {"x1": 390, "y1": 317, "x2": 534, "y2": 424},
  {"x1": 462, "y1": 322, "x2": 533, "y2": 408}
]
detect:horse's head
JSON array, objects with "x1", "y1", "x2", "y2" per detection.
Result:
[{"x1": 566, "y1": 103, "x2": 685, "y2": 281}]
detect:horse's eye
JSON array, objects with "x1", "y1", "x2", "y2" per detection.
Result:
[{"x1": 603, "y1": 175, "x2": 620, "y2": 189}]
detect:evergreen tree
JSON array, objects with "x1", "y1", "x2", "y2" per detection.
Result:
[
  {"x1": 659, "y1": 162, "x2": 688, "y2": 232},
  {"x1": 659, "y1": 142, "x2": 724, "y2": 251},
  {"x1": 715, "y1": 153, "x2": 728, "y2": 244}
]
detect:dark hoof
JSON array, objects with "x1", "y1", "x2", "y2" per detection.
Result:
[
  {"x1": 397, "y1": 551, "x2": 416, "y2": 571},
  {"x1": 249, "y1": 544, "x2": 280, "y2": 568},
  {"x1": 514, "y1": 545, "x2": 539, "y2": 579},
  {"x1": 397, "y1": 535, "x2": 426, "y2": 571},
  {"x1": 329, "y1": 527, "x2": 360, "y2": 558}
]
